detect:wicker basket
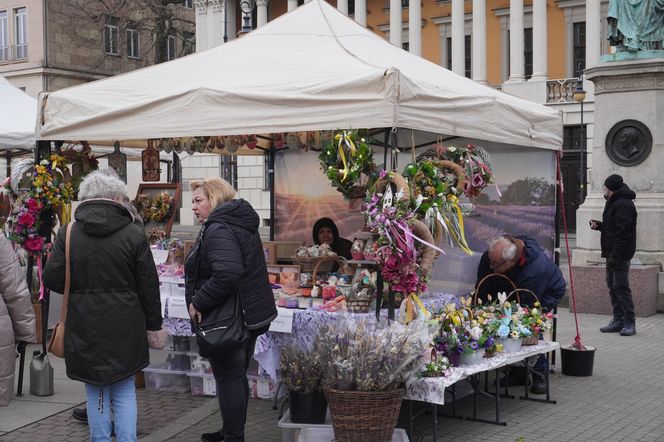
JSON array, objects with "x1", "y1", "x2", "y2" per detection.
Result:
[
  {"x1": 346, "y1": 298, "x2": 372, "y2": 313},
  {"x1": 326, "y1": 388, "x2": 405, "y2": 442},
  {"x1": 291, "y1": 254, "x2": 337, "y2": 273},
  {"x1": 509, "y1": 288, "x2": 542, "y2": 346}
]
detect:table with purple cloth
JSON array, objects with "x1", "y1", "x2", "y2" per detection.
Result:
[{"x1": 253, "y1": 292, "x2": 459, "y2": 381}]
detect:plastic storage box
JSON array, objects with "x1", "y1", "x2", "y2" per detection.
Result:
[
  {"x1": 143, "y1": 364, "x2": 190, "y2": 393},
  {"x1": 187, "y1": 372, "x2": 217, "y2": 396}
]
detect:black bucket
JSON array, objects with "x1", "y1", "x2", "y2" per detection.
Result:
[
  {"x1": 561, "y1": 345, "x2": 596, "y2": 376},
  {"x1": 289, "y1": 390, "x2": 328, "y2": 424}
]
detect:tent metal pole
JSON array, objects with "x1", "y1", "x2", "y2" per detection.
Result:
[
  {"x1": 383, "y1": 128, "x2": 389, "y2": 170},
  {"x1": 269, "y1": 145, "x2": 275, "y2": 241},
  {"x1": 35, "y1": 140, "x2": 53, "y2": 355}
]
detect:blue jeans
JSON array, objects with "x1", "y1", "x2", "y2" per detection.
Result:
[{"x1": 85, "y1": 376, "x2": 137, "y2": 442}]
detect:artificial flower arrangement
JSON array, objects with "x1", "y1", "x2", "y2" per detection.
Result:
[
  {"x1": 4, "y1": 155, "x2": 76, "y2": 256},
  {"x1": 133, "y1": 192, "x2": 176, "y2": 223},
  {"x1": 521, "y1": 300, "x2": 554, "y2": 339},
  {"x1": 402, "y1": 157, "x2": 473, "y2": 255},
  {"x1": 433, "y1": 144, "x2": 495, "y2": 198},
  {"x1": 363, "y1": 171, "x2": 430, "y2": 306},
  {"x1": 319, "y1": 130, "x2": 376, "y2": 199},
  {"x1": 421, "y1": 348, "x2": 452, "y2": 378},
  {"x1": 475, "y1": 292, "x2": 532, "y2": 343}
]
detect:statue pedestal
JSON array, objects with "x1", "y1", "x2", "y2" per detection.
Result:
[{"x1": 575, "y1": 58, "x2": 664, "y2": 311}]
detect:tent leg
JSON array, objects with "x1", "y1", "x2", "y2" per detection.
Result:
[{"x1": 268, "y1": 146, "x2": 275, "y2": 241}]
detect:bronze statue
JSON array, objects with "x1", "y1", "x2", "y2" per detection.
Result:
[{"x1": 608, "y1": 0, "x2": 664, "y2": 51}]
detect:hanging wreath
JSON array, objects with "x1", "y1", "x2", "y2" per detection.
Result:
[
  {"x1": 428, "y1": 144, "x2": 494, "y2": 198},
  {"x1": 319, "y1": 130, "x2": 376, "y2": 199},
  {"x1": 133, "y1": 192, "x2": 175, "y2": 223},
  {"x1": 3, "y1": 155, "x2": 75, "y2": 256}
]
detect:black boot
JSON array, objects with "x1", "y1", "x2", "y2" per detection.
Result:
[
  {"x1": 72, "y1": 407, "x2": 87, "y2": 422},
  {"x1": 201, "y1": 430, "x2": 224, "y2": 442},
  {"x1": 530, "y1": 371, "x2": 546, "y2": 395},
  {"x1": 620, "y1": 321, "x2": 636, "y2": 336},
  {"x1": 600, "y1": 318, "x2": 623, "y2": 333}
]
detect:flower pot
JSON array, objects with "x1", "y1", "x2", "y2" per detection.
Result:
[
  {"x1": 561, "y1": 345, "x2": 596, "y2": 377},
  {"x1": 459, "y1": 348, "x2": 485, "y2": 366},
  {"x1": 498, "y1": 337, "x2": 523, "y2": 353},
  {"x1": 446, "y1": 351, "x2": 461, "y2": 367},
  {"x1": 289, "y1": 390, "x2": 328, "y2": 424}
]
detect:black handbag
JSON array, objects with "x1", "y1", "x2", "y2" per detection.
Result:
[
  {"x1": 194, "y1": 291, "x2": 250, "y2": 357},
  {"x1": 191, "y1": 228, "x2": 250, "y2": 357}
]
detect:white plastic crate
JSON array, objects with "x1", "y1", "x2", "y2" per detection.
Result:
[
  {"x1": 143, "y1": 364, "x2": 190, "y2": 393},
  {"x1": 187, "y1": 372, "x2": 217, "y2": 396},
  {"x1": 188, "y1": 353, "x2": 212, "y2": 374},
  {"x1": 163, "y1": 335, "x2": 191, "y2": 352},
  {"x1": 248, "y1": 374, "x2": 283, "y2": 400}
]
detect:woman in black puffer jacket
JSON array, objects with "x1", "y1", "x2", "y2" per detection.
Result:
[
  {"x1": 186, "y1": 177, "x2": 276, "y2": 442},
  {"x1": 43, "y1": 170, "x2": 162, "y2": 442}
]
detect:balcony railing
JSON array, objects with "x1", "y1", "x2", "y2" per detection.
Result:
[
  {"x1": 546, "y1": 78, "x2": 581, "y2": 103},
  {"x1": 0, "y1": 46, "x2": 8, "y2": 62},
  {"x1": 14, "y1": 43, "x2": 28, "y2": 60}
]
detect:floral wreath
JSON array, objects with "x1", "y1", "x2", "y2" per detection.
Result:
[
  {"x1": 319, "y1": 130, "x2": 376, "y2": 199},
  {"x1": 363, "y1": 171, "x2": 429, "y2": 304},
  {"x1": 433, "y1": 144, "x2": 494, "y2": 198},
  {"x1": 134, "y1": 192, "x2": 176, "y2": 223},
  {"x1": 3, "y1": 155, "x2": 76, "y2": 256}
]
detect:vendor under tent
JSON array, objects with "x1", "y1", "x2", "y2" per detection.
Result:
[{"x1": 35, "y1": 0, "x2": 562, "y2": 152}]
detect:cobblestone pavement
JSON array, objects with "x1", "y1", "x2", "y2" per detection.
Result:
[{"x1": 2, "y1": 309, "x2": 663, "y2": 442}]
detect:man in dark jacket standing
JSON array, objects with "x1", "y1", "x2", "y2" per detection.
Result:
[{"x1": 590, "y1": 174, "x2": 637, "y2": 336}]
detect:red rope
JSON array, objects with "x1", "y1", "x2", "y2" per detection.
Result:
[{"x1": 556, "y1": 152, "x2": 585, "y2": 350}]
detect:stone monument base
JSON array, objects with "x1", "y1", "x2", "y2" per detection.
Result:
[{"x1": 569, "y1": 264, "x2": 659, "y2": 317}]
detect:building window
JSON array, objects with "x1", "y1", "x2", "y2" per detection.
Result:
[
  {"x1": 126, "y1": 23, "x2": 140, "y2": 58},
  {"x1": 184, "y1": 0, "x2": 193, "y2": 8},
  {"x1": 524, "y1": 27, "x2": 533, "y2": 79},
  {"x1": 446, "y1": 37, "x2": 452, "y2": 69},
  {"x1": 166, "y1": 35, "x2": 176, "y2": 60},
  {"x1": 464, "y1": 34, "x2": 471, "y2": 78},
  {"x1": 573, "y1": 22, "x2": 586, "y2": 78},
  {"x1": 182, "y1": 31, "x2": 195, "y2": 56},
  {"x1": 0, "y1": 11, "x2": 8, "y2": 62},
  {"x1": 402, "y1": 41, "x2": 409, "y2": 51},
  {"x1": 563, "y1": 125, "x2": 585, "y2": 151},
  {"x1": 348, "y1": 0, "x2": 355, "y2": 16},
  {"x1": 14, "y1": 7, "x2": 27, "y2": 59},
  {"x1": 401, "y1": 0, "x2": 409, "y2": 7},
  {"x1": 221, "y1": 156, "x2": 238, "y2": 189},
  {"x1": 104, "y1": 16, "x2": 119, "y2": 55}
]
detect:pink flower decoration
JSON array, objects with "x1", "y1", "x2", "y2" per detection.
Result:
[
  {"x1": 17, "y1": 212, "x2": 35, "y2": 227},
  {"x1": 26, "y1": 198, "x2": 40, "y2": 212},
  {"x1": 24, "y1": 236, "x2": 44, "y2": 252}
]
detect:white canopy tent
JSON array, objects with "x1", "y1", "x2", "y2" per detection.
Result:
[
  {"x1": 1, "y1": 76, "x2": 37, "y2": 151},
  {"x1": 36, "y1": 0, "x2": 562, "y2": 151}
]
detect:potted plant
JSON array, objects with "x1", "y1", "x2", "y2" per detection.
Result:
[{"x1": 279, "y1": 342, "x2": 327, "y2": 424}]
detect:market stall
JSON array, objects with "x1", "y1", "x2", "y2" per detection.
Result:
[{"x1": 30, "y1": 0, "x2": 564, "y2": 438}]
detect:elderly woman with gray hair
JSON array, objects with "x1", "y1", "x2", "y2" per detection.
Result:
[{"x1": 43, "y1": 170, "x2": 162, "y2": 442}]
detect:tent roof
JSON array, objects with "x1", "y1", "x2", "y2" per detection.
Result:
[
  {"x1": 37, "y1": 0, "x2": 562, "y2": 151},
  {"x1": 1, "y1": 76, "x2": 37, "y2": 151}
]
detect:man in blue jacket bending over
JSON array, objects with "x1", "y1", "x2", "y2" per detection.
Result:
[{"x1": 476, "y1": 235, "x2": 566, "y2": 395}]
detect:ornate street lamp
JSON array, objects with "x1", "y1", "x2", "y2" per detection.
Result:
[
  {"x1": 573, "y1": 78, "x2": 587, "y2": 205},
  {"x1": 239, "y1": 0, "x2": 256, "y2": 35}
]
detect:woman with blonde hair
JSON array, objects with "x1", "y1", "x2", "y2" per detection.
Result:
[{"x1": 186, "y1": 177, "x2": 276, "y2": 442}]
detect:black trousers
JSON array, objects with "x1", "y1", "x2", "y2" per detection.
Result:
[
  {"x1": 208, "y1": 334, "x2": 259, "y2": 442},
  {"x1": 606, "y1": 260, "x2": 635, "y2": 323}
]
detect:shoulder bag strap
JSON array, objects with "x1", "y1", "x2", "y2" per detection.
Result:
[{"x1": 59, "y1": 222, "x2": 74, "y2": 324}]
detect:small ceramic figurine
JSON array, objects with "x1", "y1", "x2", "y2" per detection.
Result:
[{"x1": 351, "y1": 239, "x2": 365, "y2": 260}]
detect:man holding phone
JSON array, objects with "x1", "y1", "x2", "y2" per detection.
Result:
[{"x1": 590, "y1": 174, "x2": 638, "y2": 336}]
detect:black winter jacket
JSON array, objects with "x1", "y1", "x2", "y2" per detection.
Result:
[
  {"x1": 43, "y1": 200, "x2": 162, "y2": 386},
  {"x1": 598, "y1": 184, "x2": 637, "y2": 261},
  {"x1": 185, "y1": 199, "x2": 276, "y2": 331}
]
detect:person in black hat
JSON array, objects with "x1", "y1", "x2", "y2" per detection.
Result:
[
  {"x1": 312, "y1": 218, "x2": 352, "y2": 259},
  {"x1": 590, "y1": 174, "x2": 637, "y2": 336}
]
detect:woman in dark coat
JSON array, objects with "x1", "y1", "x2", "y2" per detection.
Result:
[
  {"x1": 312, "y1": 217, "x2": 352, "y2": 259},
  {"x1": 186, "y1": 177, "x2": 277, "y2": 442},
  {"x1": 43, "y1": 170, "x2": 162, "y2": 442}
]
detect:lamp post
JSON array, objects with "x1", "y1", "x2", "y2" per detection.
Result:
[
  {"x1": 573, "y1": 78, "x2": 587, "y2": 206},
  {"x1": 239, "y1": 0, "x2": 256, "y2": 35}
]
